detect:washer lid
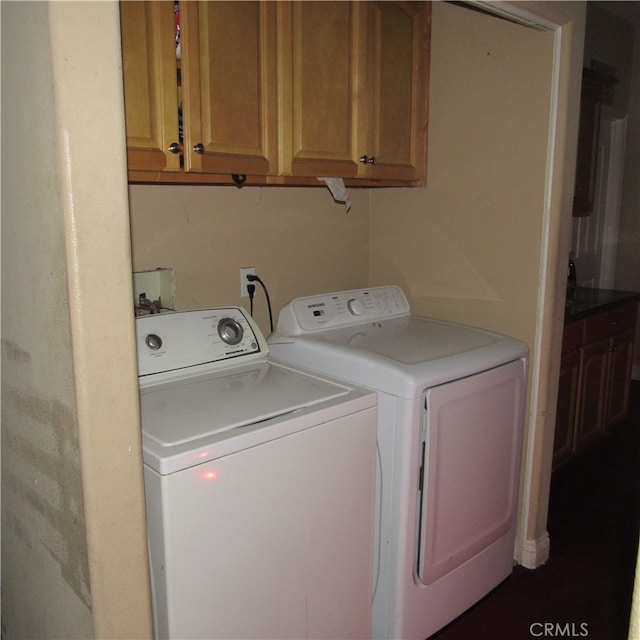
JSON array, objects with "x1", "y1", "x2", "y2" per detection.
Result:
[{"x1": 140, "y1": 360, "x2": 356, "y2": 473}]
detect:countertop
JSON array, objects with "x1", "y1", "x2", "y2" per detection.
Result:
[{"x1": 565, "y1": 287, "x2": 640, "y2": 323}]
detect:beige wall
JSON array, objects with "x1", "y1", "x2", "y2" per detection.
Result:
[
  {"x1": 129, "y1": 185, "x2": 370, "y2": 337},
  {"x1": 2, "y1": 2, "x2": 152, "y2": 638},
  {"x1": 1, "y1": 3, "x2": 93, "y2": 636},
  {"x1": 370, "y1": 2, "x2": 553, "y2": 341}
]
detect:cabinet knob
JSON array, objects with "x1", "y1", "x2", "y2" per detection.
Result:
[
  {"x1": 193, "y1": 143, "x2": 205, "y2": 154},
  {"x1": 168, "y1": 142, "x2": 180, "y2": 154},
  {"x1": 359, "y1": 155, "x2": 376, "y2": 165}
]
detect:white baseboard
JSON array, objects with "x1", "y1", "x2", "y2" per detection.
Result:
[{"x1": 516, "y1": 531, "x2": 550, "y2": 569}]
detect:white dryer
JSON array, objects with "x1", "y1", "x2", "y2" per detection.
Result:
[
  {"x1": 136, "y1": 307, "x2": 377, "y2": 639},
  {"x1": 268, "y1": 286, "x2": 529, "y2": 639}
]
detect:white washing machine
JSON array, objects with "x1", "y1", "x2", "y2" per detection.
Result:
[
  {"x1": 136, "y1": 307, "x2": 377, "y2": 639},
  {"x1": 267, "y1": 286, "x2": 529, "y2": 639}
]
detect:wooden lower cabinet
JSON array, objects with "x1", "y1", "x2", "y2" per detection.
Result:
[
  {"x1": 573, "y1": 337, "x2": 609, "y2": 451},
  {"x1": 606, "y1": 327, "x2": 636, "y2": 426},
  {"x1": 553, "y1": 349, "x2": 581, "y2": 467},
  {"x1": 553, "y1": 302, "x2": 638, "y2": 469}
]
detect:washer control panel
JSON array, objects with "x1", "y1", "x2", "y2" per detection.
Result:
[
  {"x1": 274, "y1": 286, "x2": 411, "y2": 335},
  {"x1": 136, "y1": 307, "x2": 268, "y2": 381}
]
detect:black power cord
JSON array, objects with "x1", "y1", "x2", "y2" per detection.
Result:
[
  {"x1": 246, "y1": 274, "x2": 274, "y2": 333},
  {"x1": 247, "y1": 283, "x2": 256, "y2": 316}
]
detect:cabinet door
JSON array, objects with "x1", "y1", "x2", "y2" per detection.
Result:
[
  {"x1": 120, "y1": 1, "x2": 181, "y2": 172},
  {"x1": 278, "y1": 1, "x2": 361, "y2": 178},
  {"x1": 573, "y1": 69, "x2": 615, "y2": 216},
  {"x1": 605, "y1": 328, "x2": 635, "y2": 428},
  {"x1": 575, "y1": 338, "x2": 609, "y2": 450},
  {"x1": 572, "y1": 79, "x2": 601, "y2": 216},
  {"x1": 181, "y1": 1, "x2": 278, "y2": 175},
  {"x1": 357, "y1": 1, "x2": 429, "y2": 182},
  {"x1": 553, "y1": 349, "x2": 581, "y2": 468}
]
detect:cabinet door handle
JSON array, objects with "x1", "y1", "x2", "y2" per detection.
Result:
[
  {"x1": 359, "y1": 154, "x2": 376, "y2": 165},
  {"x1": 193, "y1": 143, "x2": 205, "y2": 154},
  {"x1": 168, "y1": 142, "x2": 180, "y2": 154}
]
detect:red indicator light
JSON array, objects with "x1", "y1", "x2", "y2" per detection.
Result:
[{"x1": 202, "y1": 470, "x2": 218, "y2": 481}]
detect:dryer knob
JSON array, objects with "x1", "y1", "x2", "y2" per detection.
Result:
[{"x1": 347, "y1": 298, "x2": 366, "y2": 316}]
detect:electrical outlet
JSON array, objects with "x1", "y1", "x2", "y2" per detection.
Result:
[{"x1": 240, "y1": 267, "x2": 256, "y2": 297}]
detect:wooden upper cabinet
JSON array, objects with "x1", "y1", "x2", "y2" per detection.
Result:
[
  {"x1": 278, "y1": 1, "x2": 361, "y2": 178},
  {"x1": 180, "y1": 1, "x2": 278, "y2": 175},
  {"x1": 357, "y1": 1, "x2": 429, "y2": 182},
  {"x1": 120, "y1": 1, "x2": 181, "y2": 172},
  {"x1": 278, "y1": 1, "x2": 430, "y2": 183},
  {"x1": 120, "y1": 0, "x2": 277, "y2": 181},
  {"x1": 120, "y1": 0, "x2": 430, "y2": 185}
]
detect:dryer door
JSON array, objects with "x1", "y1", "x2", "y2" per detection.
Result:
[{"x1": 417, "y1": 359, "x2": 526, "y2": 585}]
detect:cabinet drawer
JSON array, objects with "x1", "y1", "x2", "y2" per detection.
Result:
[
  {"x1": 584, "y1": 303, "x2": 638, "y2": 343},
  {"x1": 562, "y1": 320, "x2": 584, "y2": 352}
]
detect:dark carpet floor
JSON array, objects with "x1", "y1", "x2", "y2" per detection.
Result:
[{"x1": 430, "y1": 381, "x2": 640, "y2": 640}]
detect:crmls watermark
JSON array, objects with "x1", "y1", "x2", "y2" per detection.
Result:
[{"x1": 529, "y1": 622, "x2": 589, "y2": 637}]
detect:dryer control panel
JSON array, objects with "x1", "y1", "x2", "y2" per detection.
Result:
[
  {"x1": 136, "y1": 307, "x2": 268, "y2": 383},
  {"x1": 274, "y1": 286, "x2": 411, "y2": 335}
]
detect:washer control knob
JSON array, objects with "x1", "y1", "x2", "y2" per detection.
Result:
[
  {"x1": 347, "y1": 298, "x2": 366, "y2": 316},
  {"x1": 145, "y1": 334, "x2": 163, "y2": 351},
  {"x1": 218, "y1": 317, "x2": 244, "y2": 345}
]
